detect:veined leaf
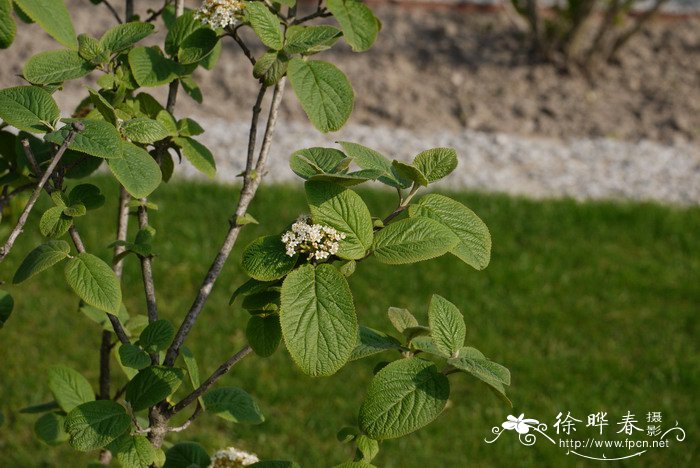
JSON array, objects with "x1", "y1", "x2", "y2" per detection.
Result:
[
  {"x1": 448, "y1": 346, "x2": 511, "y2": 406},
  {"x1": 65, "y1": 400, "x2": 130, "y2": 451},
  {"x1": 172, "y1": 136, "x2": 216, "y2": 178},
  {"x1": 327, "y1": 0, "x2": 379, "y2": 52},
  {"x1": 337, "y1": 141, "x2": 408, "y2": 188},
  {"x1": 48, "y1": 366, "x2": 95, "y2": 413},
  {"x1": 413, "y1": 147, "x2": 458, "y2": 183},
  {"x1": 350, "y1": 326, "x2": 402, "y2": 361},
  {"x1": 128, "y1": 46, "x2": 181, "y2": 87},
  {"x1": 100, "y1": 22, "x2": 155, "y2": 53},
  {"x1": 108, "y1": 142, "x2": 161, "y2": 199},
  {"x1": 45, "y1": 119, "x2": 123, "y2": 159},
  {"x1": 164, "y1": 442, "x2": 211, "y2": 468},
  {"x1": 284, "y1": 25, "x2": 341, "y2": 55},
  {"x1": 121, "y1": 117, "x2": 170, "y2": 144},
  {"x1": 428, "y1": 294, "x2": 466, "y2": 357},
  {"x1": 34, "y1": 412, "x2": 68, "y2": 446},
  {"x1": 289, "y1": 147, "x2": 346, "y2": 179},
  {"x1": 253, "y1": 50, "x2": 289, "y2": 87},
  {"x1": 125, "y1": 366, "x2": 185, "y2": 412},
  {"x1": 245, "y1": 1, "x2": 283, "y2": 50},
  {"x1": 64, "y1": 253, "x2": 122, "y2": 313},
  {"x1": 178, "y1": 28, "x2": 219, "y2": 64},
  {"x1": 0, "y1": 86, "x2": 59, "y2": 133},
  {"x1": 246, "y1": 315, "x2": 282, "y2": 357},
  {"x1": 138, "y1": 319, "x2": 175, "y2": 353},
  {"x1": 23, "y1": 50, "x2": 93, "y2": 84},
  {"x1": 13, "y1": 240, "x2": 70, "y2": 284},
  {"x1": 0, "y1": 0, "x2": 16, "y2": 49},
  {"x1": 387, "y1": 307, "x2": 418, "y2": 334},
  {"x1": 110, "y1": 434, "x2": 156, "y2": 468},
  {"x1": 14, "y1": 0, "x2": 77, "y2": 49},
  {"x1": 242, "y1": 235, "x2": 298, "y2": 281},
  {"x1": 201, "y1": 387, "x2": 265, "y2": 424},
  {"x1": 280, "y1": 264, "x2": 357, "y2": 376},
  {"x1": 372, "y1": 217, "x2": 459, "y2": 265},
  {"x1": 359, "y1": 358, "x2": 449, "y2": 439}
]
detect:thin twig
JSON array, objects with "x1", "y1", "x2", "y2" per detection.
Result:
[
  {"x1": 382, "y1": 182, "x2": 419, "y2": 225},
  {"x1": 113, "y1": 187, "x2": 131, "y2": 279},
  {"x1": 169, "y1": 346, "x2": 252, "y2": 414},
  {"x1": 102, "y1": 0, "x2": 124, "y2": 24},
  {"x1": 292, "y1": 7, "x2": 331, "y2": 25},
  {"x1": 145, "y1": 0, "x2": 173, "y2": 23},
  {"x1": 168, "y1": 403, "x2": 202, "y2": 432},
  {"x1": 98, "y1": 330, "x2": 112, "y2": 399},
  {"x1": 163, "y1": 80, "x2": 285, "y2": 367},
  {"x1": 0, "y1": 127, "x2": 80, "y2": 262},
  {"x1": 231, "y1": 28, "x2": 256, "y2": 65}
]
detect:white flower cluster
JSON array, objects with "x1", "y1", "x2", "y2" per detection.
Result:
[
  {"x1": 281, "y1": 214, "x2": 346, "y2": 261},
  {"x1": 209, "y1": 446, "x2": 260, "y2": 467},
  {"x1": 195, "y1": 0, "x2": 245, "y2": 29}
]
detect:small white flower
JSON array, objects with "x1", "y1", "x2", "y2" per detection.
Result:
[
  {"x1": 502, "y1": 414, "x2": 539, "y2": 434},
  {"x1": 195, "y1": 0, "x2": 245, "y2": 29},
  {"x1": 209, "y1": 446, "x2": 260, "y2": 467},
  {"x1": 281, "y1": 214, "x2": 346, "y2": 261}
]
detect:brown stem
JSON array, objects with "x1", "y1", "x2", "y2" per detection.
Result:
[
  {"x1": 169, "y1": 346, "x2": 252, "y2": 415},
  {"x1": 0, "y1": 126, "x2": 81, "y2": 262},
  {"x1": 125, "y1": 0, "x2": 134, "y2": 21},
  {"x1": 137, "y1": 201, "x2": 158, "y2": 325},
  {"x1": 102, "y1": 0, "x2": 124, "y2": 24},
  {"x1": 231, "y1": 28, "x2": 256, "y2": 66},
  {"x1": 98, "y1": 330, "x2": 112, "y2": 399}
]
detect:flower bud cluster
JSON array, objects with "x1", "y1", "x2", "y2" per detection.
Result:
[
  {"x1": 196, "y1": 0, "x2": 245, "y2": 29},
  {"x1": 209, "y1": 446, "x2": 260, "y2": 467},
  {"x1": 281, "y1": 214, "x2": 346, "y2": 261}
]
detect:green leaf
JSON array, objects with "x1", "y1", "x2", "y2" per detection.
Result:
[
  {"x1": 201, "y1": 39, "x2": 222, "y2": 70},
  {"x1": 172, "y1": 136, "x2": 216, "y2": 178},
  {"x1": 125, "y1": 366, "x2": 185, "y2": 412},
  {"x1": 87, "y1": 87, "x2": 117, "y2": 125},
  {"x1": 65, "y1": 400, "x2": 131, "y2": 451},
  {"x1": 428, "y1": 294, "x2": 465, "y2": 357},
  {"x1": 305, "y1": 180, "x2": 373, "y2": 260},
  {"x1": 68, "y1": 184, "x2": 105, "y2": 210},
  {"x1": 64, "y1": 253, "x2": 122, "y2": 313},
  {"x1": 391, "y1": 160, "x2": 427, "y2": 187},
  {"x1": 242, "y1": 235, "x2": 298, "y2": 281},
  {"x1": 181, "y1": 347, "x2": 201, "y2": 395},
  {"x1": 121, "y1": 118, "x2": 170, "y2": 144},
  {"x1": 0, "y1": 86, "x2": 59, "y2": 133},
  {"x1": 359, "y1": 358, "x2": 449, "y2": 440},
  {"x1": 164, "y1": 11, "x2": 202, "y2": 56},
  {"x1": 242, "y1": 290, "x2": 280, "y2": 314},
  {"x1": 229, "y1": 278, "x2": 276, "y2": 305},
  {"x1": 138, "y1": 319, "x2": 175, "y2": 353},
  {"x1": 413, "y1": 147, "x2": 458, "y2": 183},
  {"x1": 34, "y1": 412, "x2": 69, "y2": 445},
  {"x1": 39, "y1": 206, "x2": 72, "y2": 238},
  {"x1": 14, "y1": 0, "x2": 77, "y2": 49},
  {"x1": 181, "y1": 75, "x2": 203, "y2": 103},
  {"x1": 247, "y1": 315, "x2": 282, "y2": 357},
  {"x1": 63, "y1": 203, "x2": 86, "y2": 217},
  {"x1": 176, "y1": 118, "x2": 204, "y2": 137},
  {"x1": 23, "y1": 50, "x2": 93, "y2": 84},
  {"x1": 280, "y1": 264, "x2": 357, "y2": 376},
  {"x1": 308, "y1": 170, "x2": 382, "y2": 187},
  {"x1": 111, "y1": 434, "x2": 156, "y2": 468},
  {"x1": 19, "y1": 401, "x2": 60, "y2": 414},
  {"x1": 100, "y1": 22, "x2": 155, "y2": 53},
  {"x1": 236, "y1": 212, "x2": 259, "y2": 226},
  {"x1": 13, "y1": 240, "x2": 70, "y2": 284},
  {"x1": 178, "y1": 28, "x2": 219, "y2": 64},
  {"x1": 108, "y1": 142, "x2": 162, "y2": 199},
  {"x1": 337, "y1": 141, "x2": 408, "y2": 188},
  {"x1": 372, "y1": 217, "x2": 459, "y2": 265},
  {"x1": 408, "y1": 194, "x2": 491, "y2": 270},
  {"x1": 164, "y1": 442, "x2": 211, "y2": 468},
  {"x1": 48, "y1": 366, "x2": 95, "y2": 413},
  {"x1": 387, "y1": 307, "x2": 418, "y2": 334},
  {"x1": 402, "y1": 325, "x2": 431, "y2": 343},
  {"x1": 327, "y1": 0, "x2": 379, "y2": 52},
  {"x1": 410, "y1": 335, "x2": 442, "y2": 356},
  {"x1": 284, "y1": 25, "x2": 341, "y2": 55},
  {"x1": 253, "y1": 50, "x2": 289, "y2": 87},
  {"x1": 289, "y1": 147, "x2": 346, "y2": 179},
  {"x1": 0, "y1": 290, "x2": 13, "y2": 329},
  {"x1": 355, "y1": 435, "x2": 379, "y2": 462},
  {"x1": 245, "y1": 1, "x2": 283, "y2": 50},
  {"x1": 202, "y1": 387, "x2": 265, "y2": 424},
  {"x1": 46, "y1": 119, "x2": 123, "y2": 159},
  {"x1": 0, "y1": 0, "x2": 16, "y2": 49},
  {"x1": 78, "y1": 34, "x2": 106, "y2": 63},
  {"x1": 287, "y1": 58, "x2": 354, "y2": 133},
  {"x1": 350, "y1": 326, "x2": 402, "y2": 361},
  {"x1": 128, "y1": 46, "x2": 180, "y2": 87},
  {"x1": 118, "y1": 343, "x2": 151, "y2": 370},
  {"x1": 448, "y1": 347, "x2": 511, "y2": 406}
]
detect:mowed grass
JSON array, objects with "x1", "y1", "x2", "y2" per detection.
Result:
[{"x1": 0, "y1": 178, "x2": 698, "y2": 467}]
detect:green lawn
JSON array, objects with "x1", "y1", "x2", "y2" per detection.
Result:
[{"x1": 0, "y1": 178, "x2": 698, "y2": 467}]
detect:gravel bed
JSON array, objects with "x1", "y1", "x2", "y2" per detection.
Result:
[{"x1": 173, "y1": 118, "x2": 700, "y2": 206}]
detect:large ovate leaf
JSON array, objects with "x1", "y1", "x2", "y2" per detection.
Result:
[
  {"x1": 39, "y1": 206, "x2": 72, "y2": 238},
  {"x1": 108, "y1": 142, "x2": 161, "y2": 198},
  {"x1": 0, "y1": 0, "x2": 16, "y2": 49},
  {"x1": 121, "y1": 117, "x2": 170, "y2": 144},
  {"x1": 34, "y1": 412, "x2": 68, "y2": 445},
  {"x1": 23, "y1": 50, "x2": 93, "y2": 84},
  {"x1": 13, "y1": 240, "x2": 70, "y2": 284},
  {"x1": 14, "y1": 0, "x2": 77, "y2": 49},
  {"x1": 128, "y1": 46, "x2": 181, "y2": 87},
  {"x1": 100, "y1": 22, "x2": 155, "y2": 53},
  {"x1": 110, "y1": 434, "x2": 156, "y2": 468},
  {"x1": 287, "y1": 58, "x2": 354, "y2": 133},
  {"x1": 47, "y1": 366, "x2": 95, "y2": 413},
  {"x1": 289, "y1": 147, "x2": 346, "y2": 179},
  {"x1": 305, "y1": 180, "x2": 373, "y2": 260},
  {"x1": 0, "y1": 86, "x2": 59, "y2": 133},
  {"x1": 359, "y1": 358, "x2": 449, "y2": 440},
  {"x1": 45, "y1": 119, "x2": 123, "y2": 159},
  {"x1": 337, "y1": 141, "x2": 408, "y2": 188},
  {"x1": 245, "y1": 1, "x2": 283, "y2": 50},
  {"x1": 413, "y1": 147, "x2": 458, "y2": 183},
  {"x1": 350, "y1": 326, "x2": 402, "y2": 361},
  {"x1": 138, "y1": 319, "x2": 175, "y2": 353},
  {"x1": 280, "y1": 264, "x2": 357, "y2": 376},
  {"x1": 448, "y1": 347, "x2": 511, "y2": 406},
  {"x1": 408, "y1": 194, "x2": 491, "y2": 270},
  {"x1": 64, "y1": 400, "x2": 131, "y2": 451},
  {"x1": 172, "y1": 136, "x2": 216, "y2": 178},
  {"x1": 178, "y1": 28, "x2": 218, "y2": 64},
  {"x1": 247, "y1": 315, "x2": 282, "y2": 357},
  {"x1": 242, "y1": 235, "x2": 298, "y2": 281},
  {"x1": 0, "y1": 290, "x2": 13, "y2": 329},
  {"x1": 202, "y1": 387, "x2": 265, "y2": 424},
  {"x1": 125, "y1": 366, "x2": 185, "y2": 412},
  {"x1": 428, "y1": 294, "x2": 465, "y2": 357},
  {"x1": 372, "y1": 217, "x2": 459, "y2": 265},
  {"x1": 64, "y1": 253, "x2": 122, "y2": 313},
  {"x1": 327, "y1": 0, "x2": 379, "y2": 52},
  {"x1": 284, "y1": 25, "x2": 341, "y2": 55},
  {"x1": 164, "y1": 442, "x2": 211, "y2": 468}
]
